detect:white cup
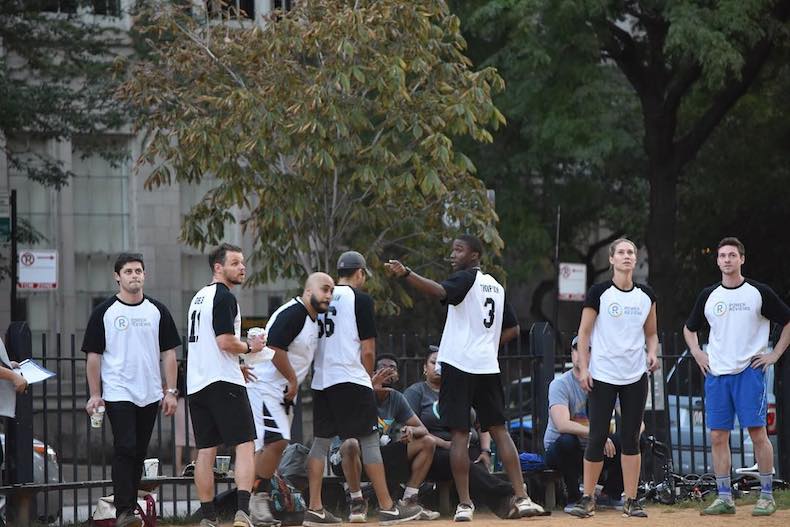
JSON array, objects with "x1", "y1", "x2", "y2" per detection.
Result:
[
  {"x1": 90, "y1": 406, "x2": 105, "y2": 428},
  {"x1": 143, "y1": 458, "x2": 159, "y2": 478},
  {"x1": 216, "y1": 455, "x2": 231, "y2": 474}
]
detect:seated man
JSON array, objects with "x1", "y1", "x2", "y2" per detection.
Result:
[
  {"x1": 331, "y1": 355, "x2": 440, "y2": 522},
  {"x1": 544, "y1": 336, "x2": 631, "y2": 509}
]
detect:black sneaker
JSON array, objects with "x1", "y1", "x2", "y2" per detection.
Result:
[
  {"x1": 623, "y1": 498, "x2": 647, "y2": 518},
  {"x1": 566, "y1": 495, "x2": 595, "y2": 518},
  {"x1": 348, "y1": 497, "x2": 368, "y2": 523},
  {"x1": 302, "y1": 508, "x2": 342, "y2": 527},
  {"x1": 378, "y1": 500, "x2": 422, "y2": 526}
]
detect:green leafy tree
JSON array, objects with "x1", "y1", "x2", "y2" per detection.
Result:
[
  {"x1": 0, "y1": 0, "x2": 128, "y2": 187},
  {"x1": 0, "y1": 1, "x2": 129, "y2": 278},
  {"x1": 120, "y1": 0, "x2": 507, "y2": 313},
  {"x1": 450, "y1": 0, "x2": 790, "y2": 331}
]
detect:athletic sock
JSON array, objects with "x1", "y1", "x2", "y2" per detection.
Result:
[
  {"x1": 402, "y1": 486, "x2": 419, "y2": 500},
  {"x1": 237, "y1": 490, "x2": 251, "y2": 514},
  {"x1": 715, "y1": 475, "x2": 733, "y2": 502},
  {"x1": 759, "y1": 473, "x2": 773, "y2": 499},
  {"x1": 201, "y1": 501, "x2": 217, "y2": 521},
  {"x1": 350, "y1": 490, "x2": 363, "y2": 500}
]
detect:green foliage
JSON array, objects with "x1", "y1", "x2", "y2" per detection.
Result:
[
  {"x1": 0, "y1": 0, "x2": 130, "y2": 187},
  {"x1": 121, "y1": 0, "x2": 507, "y2": 313}
]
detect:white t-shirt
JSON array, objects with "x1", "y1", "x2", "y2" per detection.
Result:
[
  {"x1": 312, "y1": 285, "x2": 377, "y2": 390},
  {"x1": 186, "y1": 283, "x2": 244, "y2": 394},
  {"x1": 583, "y1": 280, "x2": 655, "y2": 385},
  {"x1": 249, "y1": 297, "x2": 318, "y2": 397},
  {"x1": 82, "y1": 295, "x2": 181, "y2": 406},
  {"x1": 437, "y1": 268, "x2": 517, "y2": 375},
  {"x1": 685, "y1": 279, "x2": 790, "y2": 376}
]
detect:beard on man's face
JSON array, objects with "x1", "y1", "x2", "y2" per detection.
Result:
[{"x1": 310, "y1": 295, "x2": 329, "y2": 313}]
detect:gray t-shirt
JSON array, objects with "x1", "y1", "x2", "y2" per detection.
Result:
[
  {"x1": 403, "y1": 381, "x2": 478, "y2": 443},
  {"x1": 543, "y1": 369, "x2": 589, "y2": 449}
]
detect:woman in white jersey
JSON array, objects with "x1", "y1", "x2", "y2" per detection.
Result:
[{"x1": 567, "y1": 238, "x2": 659, "y2": 519}]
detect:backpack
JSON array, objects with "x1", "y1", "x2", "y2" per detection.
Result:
[{"x1": 91, "y1": 492, "x2": 156, "y2": 527}]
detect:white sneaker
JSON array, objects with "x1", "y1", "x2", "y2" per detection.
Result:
[
  {"x1": 250, "y1": 492, "x2": 277, "y2": 526},
  {"x1": 454, "y1": 503, "x2": 474, "y2": 522},
  {"x1": 514, "y1": 496, "x2": 544, "y2": 518}
]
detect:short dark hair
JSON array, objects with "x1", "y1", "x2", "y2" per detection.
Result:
[
  {"x1": 338, "y1": 267, "x2": 359, "y2": 278},
  {"x1": 717, "y1": 237, "x2": 745, "y2": 256},
  {"x1": 114, "y1": 253, "x2": 144, "y2": 274},
  {"x1": 209, "y1": 243, "x2": 243, "y2": 270},
  {"x1": 376, "y1": 353, "x2": 399, "y2": 369},
  {"x1": 456, "y1": 234, "x2": 483, "y2": 258},
  {"x1": 426, "y1": 345, "x2": 439, "y2": 362}
]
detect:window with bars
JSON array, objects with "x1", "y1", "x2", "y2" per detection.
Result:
[
  {"x1": 40, "y1": 0, "x2": 121, "y2": 16},
  {"x1": 207, "y1": 0, "x2": 256, "y2": 19}
]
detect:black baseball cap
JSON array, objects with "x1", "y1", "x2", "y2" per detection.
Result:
[{"x1": 337, "y1": 250, "x2": 372, "y2": 277}]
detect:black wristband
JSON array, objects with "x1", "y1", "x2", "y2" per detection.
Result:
[
  {"x1": 480, "y1": 448, "x2": 492, "y2": 455},
  {"x1": 402, "y1": 267, "x2": 412, "y2": 278},
  {"x1": 246, "y1": 341, "x2": 252, "y2": 353}
]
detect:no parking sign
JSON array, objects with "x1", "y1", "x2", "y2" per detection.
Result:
[{"x1": 18, "y1": 249, "x2": 58, "y2": 289}]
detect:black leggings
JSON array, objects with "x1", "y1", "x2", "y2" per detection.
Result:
[{"x1": 585, "y1": 374, "x2": 647, "y2": 462}]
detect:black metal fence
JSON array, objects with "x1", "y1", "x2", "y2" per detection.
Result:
[{"x1": 1, "y1": 322, "x2": 788, "y2": 524}]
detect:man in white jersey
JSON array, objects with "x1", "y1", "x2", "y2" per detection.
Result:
[
  {"x1": 246, "y1": 273, "x2": 334, "y2": 526},
  {"x1": 83, "y1": 253, "x2": 181, "y2": 527},
  {"x1": 305, "y1": 251, "x2": 421, "y2": 526},
  {"x1": 186, "y1": 243, "x2": 267, "y2": 527},
  {"x1": 684, "y1": 237, "x2": 790, "y2": 517},
  {"x1": 386, "y1": 235, "x2": 543, "y2": 521}
]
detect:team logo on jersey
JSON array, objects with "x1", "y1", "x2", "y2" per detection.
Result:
[
  {"x1": 432, "y1": 401, "x2": 441, "y2": 419},
  {"x1": 607, "y1": 303, "x2": 623, "y2": 317},
  {"x1": 713, "y1": 301, "x2": 727, "y2": 316},
  {"x1": 113, "y1": 316, "x2": 129, "y2": 331}
]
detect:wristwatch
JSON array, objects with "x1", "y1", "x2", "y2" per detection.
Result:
[
  {"x1": 480, "y1": 448, "x2": 492, "y2": 455},
  {"x1": 165, "y1": 388, "x2": 179, "y2": 397}
]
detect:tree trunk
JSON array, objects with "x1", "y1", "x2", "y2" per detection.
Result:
[{"x1": 645, "y1": 159, "x2": 680, "y2": 338}]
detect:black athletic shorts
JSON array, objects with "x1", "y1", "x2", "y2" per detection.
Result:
[
  {"x1": 331, "y1": 441, "x2": 409, "y2": 481},
  {"x1": 188, "y1": 381, "x2": 257, "y2": 449},
  {"x1": 313, "y1": 383, "x2": 378, "y2": 440},
  {"x1": 438, "y1": 362, "x2": 506, "y2": 432}
]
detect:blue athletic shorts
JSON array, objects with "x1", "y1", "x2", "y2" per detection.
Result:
[{"x1": 704, "y1": 366, "x2": 767, "y2": 430}]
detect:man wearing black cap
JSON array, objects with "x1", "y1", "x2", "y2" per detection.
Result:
[
  {"x1": 305, "y1": 251, "x2": 421, "y2": 526},
  {"x1": 544, "y1": 337, "x2": 624, "y2": 511}
]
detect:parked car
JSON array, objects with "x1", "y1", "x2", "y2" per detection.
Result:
[
  {"x1": 0, "y1": 433, "x2": 61, "y2": 522},
  {"x1": 665, "y1": 348, "x2": 779, "y2": 475}
]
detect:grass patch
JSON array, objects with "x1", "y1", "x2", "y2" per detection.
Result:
[{"x1": 655, "y1": 489, "x2": 790, "y2": 512}]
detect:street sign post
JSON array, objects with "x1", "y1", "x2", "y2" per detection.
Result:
[
  {"x1": 558, "y1": 262, "x2": 586, "y2": 301},
  {"x1": 18, "y1": 250, "x2": 58, "y2": 290}
]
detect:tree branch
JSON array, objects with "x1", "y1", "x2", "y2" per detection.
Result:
[
  {"x1": 674, "y1": 39, "x2": 775, "y2": 167},
  {"x1": 172, "y1": 19, "x2": 248, "y2": 90},
  {"x1": 664, "y1": 62, "x2": 702, "y2": 113}
]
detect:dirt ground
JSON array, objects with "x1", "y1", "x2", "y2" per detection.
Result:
[{"x1": 164, "y1": 508, "x2": 790, "y2": 526}]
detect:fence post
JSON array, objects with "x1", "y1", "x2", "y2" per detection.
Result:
[
  {"x1": 529, "y1": 322, "x2": 554, "y2": 454},
  {"x1": 5, "y1": 322, "x2": 34, "y2": 524},
  {"x1": 777, "y1": 352, "x2": 790, "y2": 479}
]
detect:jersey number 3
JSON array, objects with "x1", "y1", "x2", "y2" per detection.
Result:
[{"x1": 483, "y1": 297, "x2": 495, "y2": 328}]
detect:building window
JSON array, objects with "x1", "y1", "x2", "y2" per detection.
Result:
[
  {"x1": 273, "y1": 0, "x2": 292, "y2": 11},
  {"x1": 208, "y1": 0, "x2": 255, "y2": 19},
  {"x1": 91, "y1": 0, "x2": 121, "y2": 16},
  {"x1": 41, "y1": 1, "x2": 78, "y2": 13}
]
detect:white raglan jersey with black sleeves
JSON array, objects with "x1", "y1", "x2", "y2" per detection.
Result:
[
  {"x1": 185, "y1": 282, "x2": 244, "y2": 394},
  {"x1": 685, "y1": 279, "x2": 790, "y2": 376},
  {"x1": 248, "y1": 297, "x2": 318, "y2": 397},
  {"x1": 437, "y1": 268, "x2": 509, "y2": 375},
  {"x1": 584, "y1": 280, "x2": 655, "y2": 385},
  {"x1": 81, "y1": 295, "x2": 181, "y2": 407},
  {"x1": 312, "y1": 285, "x2": 377, "y2": 390}
]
